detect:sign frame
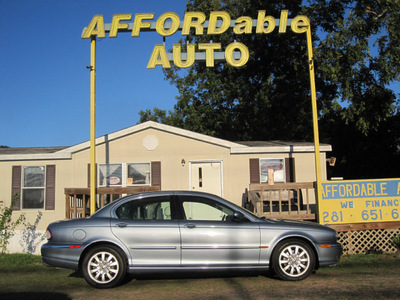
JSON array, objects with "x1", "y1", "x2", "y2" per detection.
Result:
[
  {"x1": 320, "y1": 178, "x2": 400, "y2": 225},
  {"x1": 82, "y1": 10, "x2": 323, "y2": 215}
]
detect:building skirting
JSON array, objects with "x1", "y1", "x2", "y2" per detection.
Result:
[{"x1": 6, "y1": 230, "x2": 46, "y2": 255}]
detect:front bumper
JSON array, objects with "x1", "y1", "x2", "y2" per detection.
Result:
[{"x1": 317, "y1": 243, "x2": 343, "y2": 267}]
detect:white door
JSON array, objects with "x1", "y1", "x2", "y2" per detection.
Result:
[{"x1": 190, "y1": 161, "x2": 223, "y2": 196}]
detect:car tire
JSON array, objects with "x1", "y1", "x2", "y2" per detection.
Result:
[
  {"x1": 82, "y1": 245, "x2": 127, "y2": 288},
  {"x1": 271, "y1": 239, "x2": 315, "y2": 281}
]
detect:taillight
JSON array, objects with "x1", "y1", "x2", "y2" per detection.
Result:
[{"x1": 46, "y1": 228, "x2": 53, "y2": 240}]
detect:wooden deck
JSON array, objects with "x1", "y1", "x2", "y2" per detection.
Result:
[
  {"x1": 65, "y1": 186, "x2": 160, "y2": 219},
  {"x1": 246, "y1": 182, "x2": 316, "y2": 220},
  {"x1": 65, "y1": 183, "x2": 316, "y2": 220}
]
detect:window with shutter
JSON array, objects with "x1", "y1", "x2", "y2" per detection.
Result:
[
  {"x1": 249, "y1": 158, "x2": 296, "y2": 183},
  {"x1": 11, "y1": 165, "x2": 56, "y2": 210}
]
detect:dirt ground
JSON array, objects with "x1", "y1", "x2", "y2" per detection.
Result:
[{"x1": 1, "y1": 254, "x2": 399, "y2": 300}]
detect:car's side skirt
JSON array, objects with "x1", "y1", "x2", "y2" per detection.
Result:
[{"x1": 127, "y1": 264, "x2": 269, "y2": 274}]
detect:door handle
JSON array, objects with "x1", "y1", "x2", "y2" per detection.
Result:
[
  {"x1": 185, "y1": 223, "x2": 196, "y2": 229},
  {"x1": 116, "y1": 223, "x2": 127, "y2": 228}
]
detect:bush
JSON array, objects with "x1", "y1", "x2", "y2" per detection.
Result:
[
  {"x1": 391, "y1": 235, "x2": 400, "y2": 250},
  {"x1": 0, "y1": 194, "x2": 25, "y2": 255}
]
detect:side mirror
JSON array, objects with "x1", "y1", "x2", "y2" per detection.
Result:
[{"x1": 233, "y1": 211, "x2": 246, "y2": 222}]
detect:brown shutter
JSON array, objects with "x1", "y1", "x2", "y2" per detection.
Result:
[
  {"x1": 151, "y1": 161, "x2": 161, "y2": 187},
  {"x1": 11, "y1": 166, "x2": 22, "y2": 210},
  {"x1": 88, "y1": 163, "x2": 97, "y2": 187},
  {"x1": 45, "y1": 165, "x2": 56, "y2": 210},
  {"x1": 285, "y1": 157, "x2": 296, "y2": 182},
  {"x1": 249, "y1": 159, "x2": 260, "y2": 183}
]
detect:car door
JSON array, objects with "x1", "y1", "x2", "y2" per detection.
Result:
[
  {"x1": 110, "y1": 195, "x2": 181, "y2": 267},
  {"x1": 177, "y1": 195, "x2": 261, "y2": 267}
]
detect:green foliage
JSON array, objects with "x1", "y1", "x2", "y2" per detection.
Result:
[
  {"x1": 139, "y1": 107, "x2": 168, "y2": 123},
  {"x1": 0, "y1": 194, "x2": 26, "y2": 255},
  {"x1": 391, "y1": 236, "x2": 400, "y2": 250},
  {"x1": 307, "y1": 0, "x2": 400, "y2": 134},
  {"x1": 309, "y1": 0, "x2": 400, "y2": 178},
  {"x1": 156, "y1": 0, "x2": 316, "y2": 141}
]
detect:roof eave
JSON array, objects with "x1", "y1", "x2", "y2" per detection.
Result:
[
  {"x1": 231, "y1": 144, "x2": 332, "y2": 154},
  {"x1": 0, "y1": 152, "x2": 72, "y2": 161},
  {"x1": 58, "y1": 121, "x2": 243, "y2": 154}
]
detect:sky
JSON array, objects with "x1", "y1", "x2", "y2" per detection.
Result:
[
  {"x1": 1, "y1": 1, "x2": 399, "y2": 148},
  {"x1": 0, "y1": 0, "x2": 189, "y2": 147}
]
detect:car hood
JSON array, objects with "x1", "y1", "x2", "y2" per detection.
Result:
[{"x1": 261, "y1": 218, "x2": 335, "y2": 232}]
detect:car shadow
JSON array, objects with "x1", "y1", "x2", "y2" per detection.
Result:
[
  {"x1": 124, "y1": 269, "x2": 275, "y2": 283},
  {"x1": 0, "y1": 292, "x2": 71, "y2": 300},
  {"x1": 67, "y1": 268, "x2": 276, "y2": 287},
  {"x1": 68, "y1": 270, "x2": 83, "y2": 278}
]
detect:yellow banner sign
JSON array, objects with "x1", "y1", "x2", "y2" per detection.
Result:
[{"x1": 319, "y1": 178, "x2": 400, "y2": 225}]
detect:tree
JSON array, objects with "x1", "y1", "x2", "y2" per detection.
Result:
[
  {"x1": 139, "y1": 107, "x2": 168, "y2": 123},
  {"x1": 307, "y1": 0, "x2": 400, "y2": 133},
  {"x1": 143, "y1": 0, "x2": 318, "y2": 141},
  {"x1": 306, "y1": 0, "x2": 400, "y2": 178},
  {"x1": 140, "y1": 0, "x2": 400, "y2": 179}
]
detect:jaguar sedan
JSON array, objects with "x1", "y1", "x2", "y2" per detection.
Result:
[{"x1": 41, "y1": 191, "x2": 342, "y2": 288}]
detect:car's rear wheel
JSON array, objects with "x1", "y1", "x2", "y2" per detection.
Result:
[
  {"x1": 82, "y1": 245, "x2": 127, "y2": 288},
  {"x1": 271, "y1": 239, "x2": 315, "y2": 281}
]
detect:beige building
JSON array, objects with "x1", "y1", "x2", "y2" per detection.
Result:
[{"x1": 0, "y1": 121, "x2": 331, "y2": 253}]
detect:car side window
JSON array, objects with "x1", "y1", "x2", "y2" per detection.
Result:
[
  {"x1": 116, "y1": 196, "x2": 172, "y2": 220},
  {"x1": 179, "y1": 196, "x2": 235, "y2": 221}
]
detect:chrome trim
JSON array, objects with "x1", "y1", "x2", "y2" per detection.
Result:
[
  {"x1": 131, "y1": 246, "x2": 177, "y2": 250},
  {"x1": 181, "y1": 246, "x2": 260, "y2": 250}
]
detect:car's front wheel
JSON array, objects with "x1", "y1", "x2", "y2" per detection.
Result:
[
  {"x1": 271, "y1": 239, "x2": 315, "y2": 281},
  {"x1": 82, "y1": 245, "x2": 127, "y2": 288}
]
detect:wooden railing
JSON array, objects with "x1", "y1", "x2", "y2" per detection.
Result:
[
  {"x1": 65, "y1": 186, "x2": 160, "y2": 219},
  {"x1": 246, "y1": 182, "x2": 316, "y2": 220}
]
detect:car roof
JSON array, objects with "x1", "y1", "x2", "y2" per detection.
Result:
[{"x1": 91, "y1": 190, "x2": 259, "y2": 221}]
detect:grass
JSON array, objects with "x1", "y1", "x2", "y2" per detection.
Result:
[
  {"x1": 0, "y1": 253, "x2": 399, "y2": 300},
  {"x1": 0, "y1": 253, "x2": 41, "y2": 267}
]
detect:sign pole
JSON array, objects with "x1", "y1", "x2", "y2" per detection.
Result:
[
  {"x1": 306, "y1": 26, "x2": 323, "y2": 222},
  {"x1": 90, "y1": 36, "x2": 96, "y2": 215}
]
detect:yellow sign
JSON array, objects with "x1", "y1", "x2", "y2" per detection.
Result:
[
  {"x1": 82, "y1": 10, "x2": 310, "y2": 68},
  {"x1": 319, "y1": 179, "x2": 400, "y2": 225}
]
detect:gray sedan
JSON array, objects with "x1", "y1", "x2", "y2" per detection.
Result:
[{"x1": 41, "y1": 191, "x2": 342, "y2": 288}]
